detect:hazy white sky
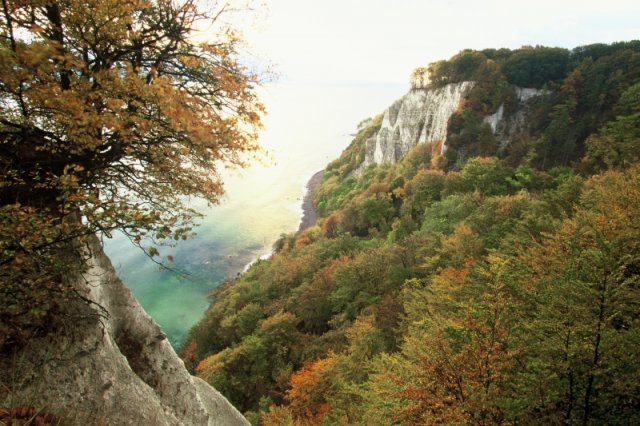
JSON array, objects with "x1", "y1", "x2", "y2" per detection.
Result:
[
  {"x1": 215, "y1": 0, "x2": 640, "y2": 197},
  {"x1": 225, "y1": 1, "x2": 639, "y2": 163},
  {"x1": 242, "y1": 0, "x2": 640, "y2": 86}
]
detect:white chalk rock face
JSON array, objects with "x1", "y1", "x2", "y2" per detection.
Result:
[
  {"x1": 482, "y1": 87, "x2": 544, "y2": 148},
  {"x1": 360, "y1": 81, "x2": 473, "y2": 171},
  {"x1": 1, "y1": 237, "x2": 249, "y2": 426},
  {"x1": 484, "y1": 104, "x2": 505, "y2": 133}
]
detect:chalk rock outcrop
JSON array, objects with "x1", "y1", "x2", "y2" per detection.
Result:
[
  {"x1": 0, "y1": 237, "x2": 248, "y2": 426},
  {"x1": 357, "y1": 81, "x2": 473, "y2": 172},
  {"x1": 482, "y1": 87, "x2": 543, "y2": 147}
]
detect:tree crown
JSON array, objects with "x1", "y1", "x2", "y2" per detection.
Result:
[{"x1": 0, "y1": 0, "x2": 263, "y2": 345}]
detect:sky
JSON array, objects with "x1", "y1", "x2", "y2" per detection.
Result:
[
  {"x1": 219, "y1": 0, "x2": 640, "y2": 176},
  {"x1": 241, "y1": 0, "x2": 640, "y2": 87}
]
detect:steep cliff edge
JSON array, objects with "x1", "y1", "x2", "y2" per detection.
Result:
[
  {"x1": 354, "y1": 83, "x2": 543, "y2": 173},
  {"x1": 0, "y1": 237, "x2": 248, "y2": 425},
  {"x1": 357, "y1": 81, "x2": 473, "y2": 172}
]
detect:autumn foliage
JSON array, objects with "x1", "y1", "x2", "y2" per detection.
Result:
[
  {"x1": 0, "y1": 0, "x2": 262, "y2": 347},
  {"x1": 183, "y1": 42, "x2": 640, "y2": 425},
  {"x1": 284, "y1": 354, "x2": 337, "y2": 424}
]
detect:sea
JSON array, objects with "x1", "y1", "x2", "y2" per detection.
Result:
[{"x1": 103, "y1": 81, "x2": 406, "y2": 348}]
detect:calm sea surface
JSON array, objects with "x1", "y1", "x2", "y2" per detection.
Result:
[{"x1": 103, "y1": 82, "x2": 406, "y2": 348}]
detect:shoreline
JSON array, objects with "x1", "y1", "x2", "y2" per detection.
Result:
[
  {"x1": 241, "y1": 169, "x2": 324, "y2": 273},
  {"x1": 297, "y1": 170, "x2": 324, "y2": 232}
]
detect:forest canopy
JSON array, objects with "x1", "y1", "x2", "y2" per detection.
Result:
[
  {"x1": 0, "y1": 0, "x2": 263, "y2": 346},
  {"x1": 183, "y1": 41, "x2": 640, "y2": 425}
]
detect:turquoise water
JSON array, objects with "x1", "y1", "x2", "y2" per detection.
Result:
[
  {"x1": 103, "y1": 168, "x2": 305, "y2": 348},
  {"x1": 103, "y1": 82, "x2": 406, "y2": 349}
]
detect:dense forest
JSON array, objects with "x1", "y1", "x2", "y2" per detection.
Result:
[{"x1": 181, "y1": 42, "x2": 640, "y2": 425}]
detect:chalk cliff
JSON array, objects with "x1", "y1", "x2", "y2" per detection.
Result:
[
  {"x1": 0, "y1": 237, "x2": 248, "y2": 425},
  {"x1": 356, "y1": 81, "x2": 473, "y2": 172},
  {"x1": 482, "y1": 87, "x2": 543, "y2": 147},
  {"x1": 354, "y1": 83, "x2": 544, "y2": 173}
]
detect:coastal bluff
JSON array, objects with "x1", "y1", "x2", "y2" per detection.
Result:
[{"x1": 0, "y1": 236, "x2": 249, "y2": 425}]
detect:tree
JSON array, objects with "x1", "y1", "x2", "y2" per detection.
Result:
[
  {"x1": 584, "y1": 81, "x2": 640, "y2": 170},
  {"x1": 458, "y1": 157, "x2": 512, "y2": 196},
  {"x1": 401, "y1": 169, "x2": 445, "y2": 221},
  {"x1": 329, "y1": 246, "x2": 399, "y2": 321},
  {"x1": 513, "y1": 167, "x2": 640, "y2": 424},
  {"x1": 283, "y1": 352, "x2": 338, "y2": 425},
  {"x1": 197, "y1": 310, "x2": 301, "y2": 411},
  {"x1": 502, "y1": 46, "x2": 570, "y2": 88},
  {"x1": 0, "y1": 0, "x2": 263, "y2": 345},
  {"x1": 287, "y1": 256, "x2": 348, "y2": 334},
  {"x1": 362, "y1": 255, "x2": 521, "y2": 426},
  {"x1": 410, "y1": 66, "x2": 429, "y2": 89}
]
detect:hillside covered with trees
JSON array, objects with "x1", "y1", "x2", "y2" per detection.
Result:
[{"x1": 182, "y1": 42, "x2": 640, "y2": 425}]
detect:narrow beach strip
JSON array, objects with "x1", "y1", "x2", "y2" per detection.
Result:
[{"x1": 298, "y1": 170, "x2": 324, "y2": 232}]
